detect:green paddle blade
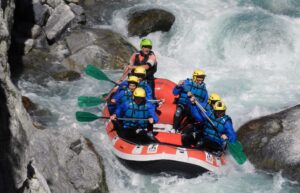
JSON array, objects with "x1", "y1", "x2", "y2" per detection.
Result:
[
  {"x1": 77, "y1": 96, "x2": 106, "y2": 107},
  {"x1": 85, "y1": 64, "x2": 116, "y2": 84},
  {"x1": 228, "y1": 141, "x2": 247, "y2": 165},
  {"x1": 76, "y1": 111, "x2": 101, "y2": 122}
]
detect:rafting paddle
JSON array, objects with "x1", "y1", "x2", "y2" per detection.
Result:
[
  {"x1": 85, "y1": 64, "x2": 118, "y2": 84},
  {"x1": 194, "y1": 100, "x2": 247, "y2": 165},
  {"x1": 77, "y1": 96, "x2": 106, "y2": 107},
  {"x1": 84, "y1": 64, "x2": 130, "y2": 100},
  {"x1": 76, "y1": 111, "x2": 149, "y2": 122}
]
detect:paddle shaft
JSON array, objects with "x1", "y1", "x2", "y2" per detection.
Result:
[
  {"x1": 104, "y1": 66, "x2": 130, "y2": 100},
  {"x1": 97, "y1": 116, "x2": 149, "y2": 121},
  {"x1": 194, "y1": 100, "x2": 218, "y2": 133}
]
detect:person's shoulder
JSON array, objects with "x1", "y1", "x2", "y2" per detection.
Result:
[
  {"x1": 222, "y1": 115, "x2": 232, "y2": 123},
  {"x1": 184, "y1": 79, "x2": 192, "y2": 84}
]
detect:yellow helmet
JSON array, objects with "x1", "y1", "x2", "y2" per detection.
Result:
[
  {"x1": 193, "y1": 69, "x2": 206, "y2": 81},
  {"x1": 133, "y1": 87, "x2": 146, "y2": 98},
  {"x1": 213, "y1": 101, "x2": 227, "y2": 111},
  {"x1": 134, "y1": 66, "x2": 146, "y2": 75},
  {"x1": 208, "y1": 93, "x2": 221, "y2": 104},
  {"x1": 127, "y1": 76, "x2": 139, "y2": 84}
]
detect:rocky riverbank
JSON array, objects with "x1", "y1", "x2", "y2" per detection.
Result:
[{"x1": 1, "y1": 0, "x2": 176, "y2": 192}]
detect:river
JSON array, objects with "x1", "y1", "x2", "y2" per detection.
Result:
[{"x1": 18, "y1": 0, "x2": 300, "y2": 192}]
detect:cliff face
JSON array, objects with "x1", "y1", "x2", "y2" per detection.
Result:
[
  {"x1": 1, "y1": 1, "x2": 29, "y2": 192},
  {"x1": 0, "y1": 1, "x2": 108, "y2": 192}
]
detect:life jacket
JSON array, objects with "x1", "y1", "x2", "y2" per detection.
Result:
[
  {"x1": 119, "y1": 88, "x2": 133, "y2": 104},
  {"x1": 203, "y1": 115, "x2": 231, "y2": 145},
  {"x1": 123, "y1": 102, "x2": 149, "y2": 129},
  {"x1": 133, "y1": 51, "x2": 157, "y2": 80},
  {"x1": 204, "y1": 103, "x2": 213, "y2": 112},
  {"x1": 139, "y1": 80, "x2": 149, "y2": 92},
  {"x1": 178, "y1": 79, "x2": 207, "y2": 105}
]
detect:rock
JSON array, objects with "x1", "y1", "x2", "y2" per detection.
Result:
[
  {"x1": 128, "y1": 8, "x2": 175, "y2": 37},
  {"x1": 0, "y1": 17, "x2": 10, "y2": 40},
  {"x1": 2, "y1": 1, "x2": 107, "y2": 192},
  {"x1": 31, "y1": 25, "x2": 42, "y2": 39},
  {"x1": 44, "y1": 4, "x2": 75, "y2": 41},
  {"x1": 33, "y1": 121, "x2": 46, "y2": 130},
  {"x1": 34, "y1": 31, "x2": 49, "y2": 49},
  {"x1": 24, "y1": 39, "x2": 35, "y2": 54},
  {"x1": 43, "y1": 3, "x2": 54, "y2": 15},
  {"x1": 80, "y1": 0, "x2": 138, "y2": 25},
  {"x1": 22, "y1": 96, "x2": 37, "y2": 112},
  {"x1": 52, "y1": 70, "x2": 81, "y2": 81},
  {"x1": 69, "y1": 3, "x2": 85, "y2": 16},
  {"x1": 22, "y1": 161, "x2": 52, "y2": 193},
  {"x1": 64, "y1": 28, "x2": 137, "y2": 70},
  {"x1": 238, "y1": 105, "x2": 300, "y2": 183},
  {"x1": 64, "y1": 45, "x2": 109, "y2": 70},
  {"x1": 69, "y1": 3, "x2": 86, "y2": 24},
  {"x1": 45, "y1": 0, "x2": 63, "y2": 8},
  {"x1": 65, "y1": 0, "x2": 79, "y2": 4},
  {"x1": 33, "y1": 2, "x2": 49, "y2": 26},
  {"x1": 29, "y1": 128, "x2": 108, "y2": 193},
  {"x1": 65, "y1": 30, "x2": 95, "y2": 54}
]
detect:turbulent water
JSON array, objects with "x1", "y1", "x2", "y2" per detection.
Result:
[{"x1": 18, "y1": 0, "x2": 300, "y2": 192}]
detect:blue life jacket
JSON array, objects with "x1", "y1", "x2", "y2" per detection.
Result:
[
  {"x1": 119, "y1": 88, "x2": 133, "y2": 104},
  {"x1": 123, "y1": 102, "x2": 149, "y2": 129},
  {"x1": 139, "y1": 80, "x2": 153, "y2": 99},
  {"x1": 203, "y1": 103, "x2": 216, "y2": 119},
  {"x1": 204, "y1": 103, "x2": 212, "y2": 111},
  {"x1": 178, "y1": 79, "x2": 207, "y2": 105},
  {"x1": 203, "y1": 115, "x2": 231, "y2": 145}
]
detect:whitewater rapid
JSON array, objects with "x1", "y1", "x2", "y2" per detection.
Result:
[{"x1": 18, "y1": 0, "x2": 300, "y2": 192}]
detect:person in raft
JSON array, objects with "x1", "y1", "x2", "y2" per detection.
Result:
[
  {"x1": 172, "y1": 69, "x2": 208, "y2": 132},
  {"x1": 116, "y1": 67, "x2": 153, "y2": 100},
  {"x1": 205, "y1": 93, "x2": 222, "y2": 112},
  {"x1": 185, "y1": 99, "x2": 237, "y2": 155},
  {"x1": 128, "y1": 38, "x2": 157, "y2": 96},
  {"x1": 108, "y1": 76, "x2": 140, "y2": 114},
  {"x1": 110, "y1": 87, "x2": 159, "y2": 144}
]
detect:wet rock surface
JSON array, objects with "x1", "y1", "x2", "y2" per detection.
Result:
[
  {"x1": 63, "y1": 28, "x2": 137, "y2": 70},
  {"x1": 51, "y1": 70, "x2": 81, "y2": 81},
  {"x1": 44, "y1": 4, "x2": 75, "y2": 41},
  {"x1": 80, "y1": 0, "x2": 139, "y2": 25},
  {"x1": 128, "y1": 8, "x2": 175, "y2": 37},
  {"x1": 1, "y1": 0, "x2": 109, "y2": 192},
  {"x1": 238, "y1": 105, "x2": 300, "y2": 183}
]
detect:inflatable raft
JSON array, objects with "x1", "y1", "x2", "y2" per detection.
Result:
[{"x1": 102, "y1": 78, "x2": 226, "y2": 177}]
